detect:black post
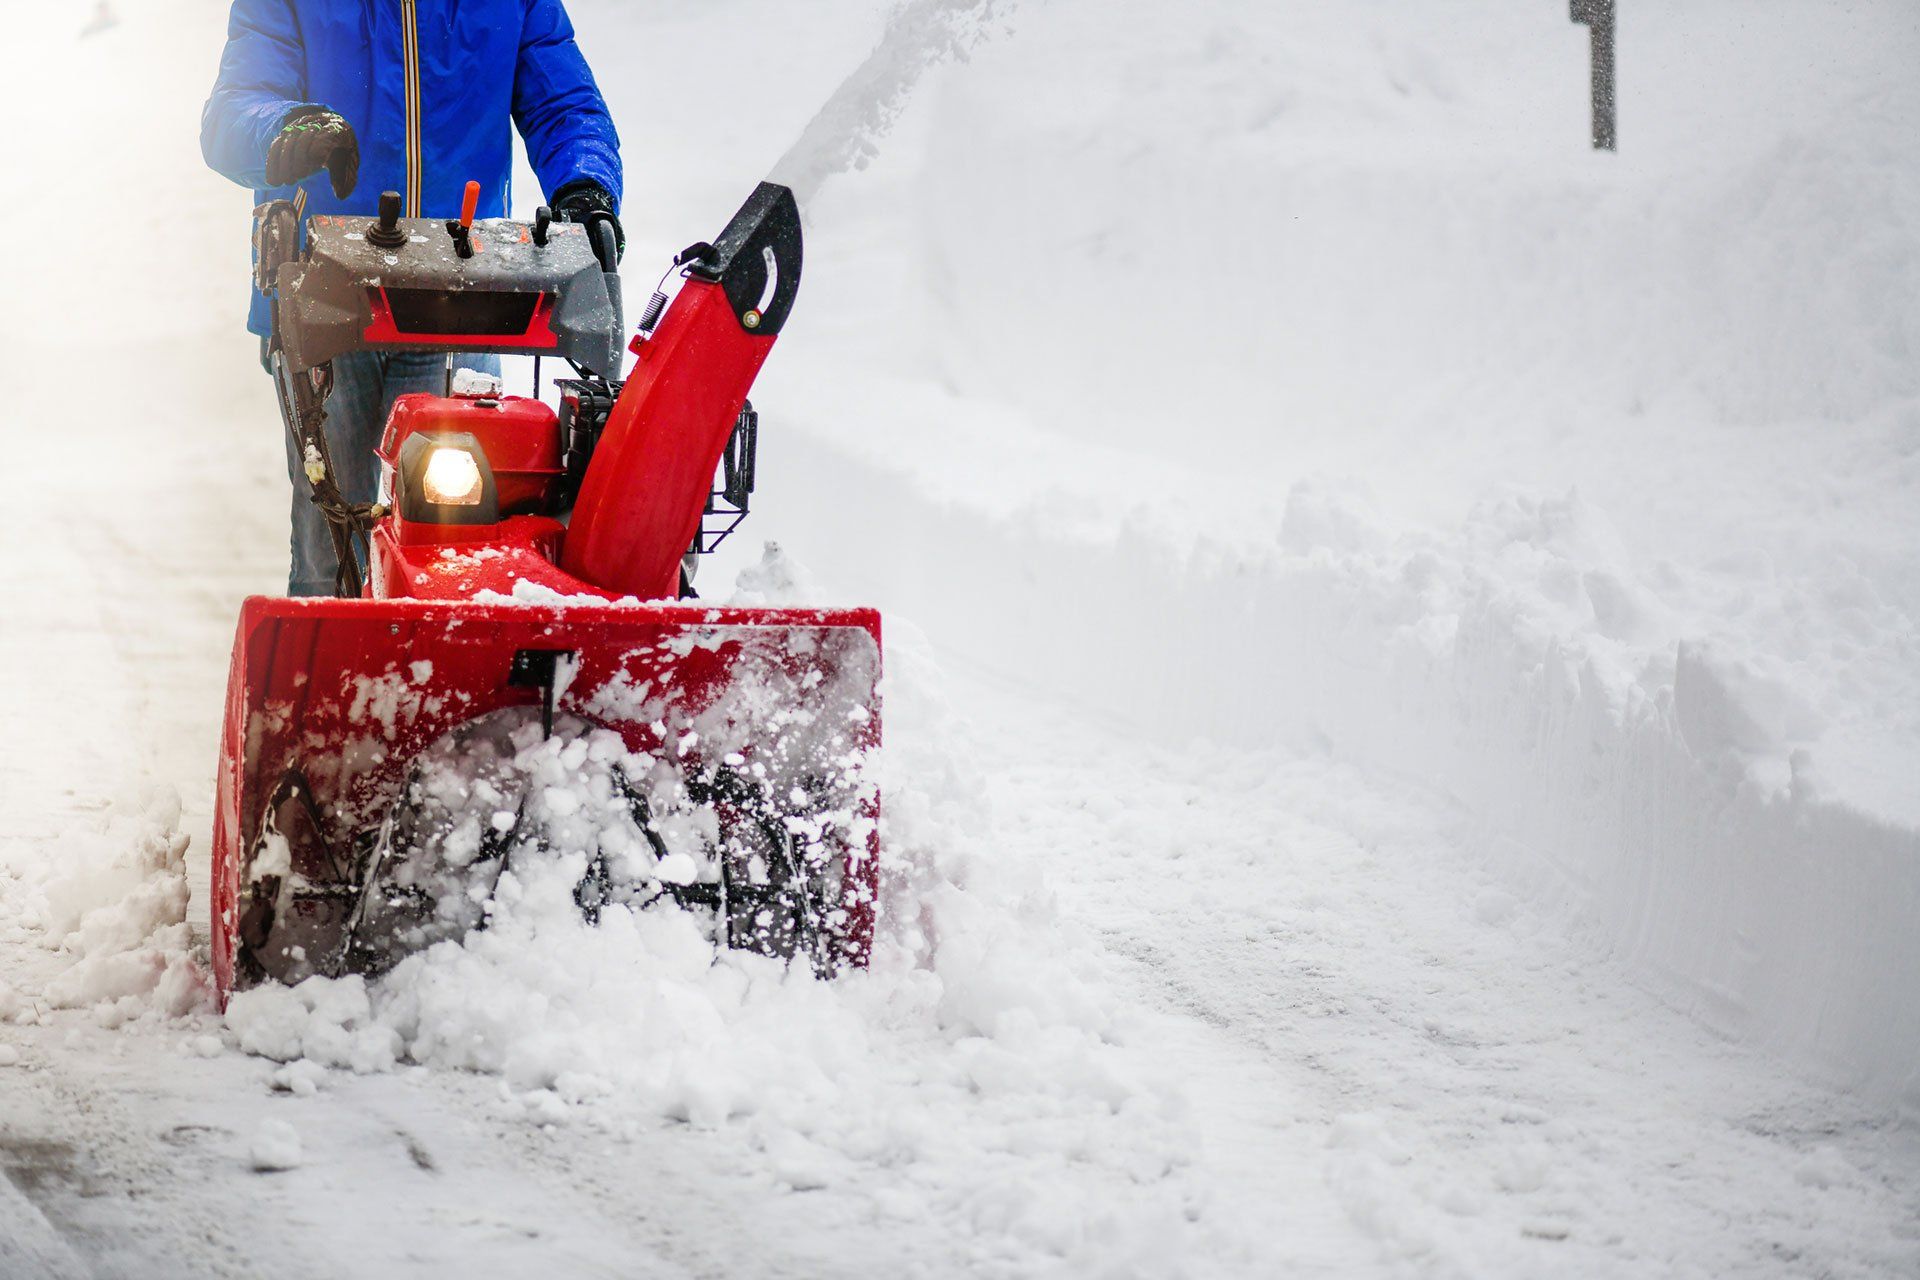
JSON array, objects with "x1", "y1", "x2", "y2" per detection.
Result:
[{"x1": 1570, "y1": 0, "x2": 1616, "y2": 151}]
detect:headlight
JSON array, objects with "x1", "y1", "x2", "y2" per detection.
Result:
[
  {"x1": 395, "y1": 432, "x2": 498, "y2": 525},
  {"x1": 422, "y1": 446, "x2": 484, "y2": 506}
]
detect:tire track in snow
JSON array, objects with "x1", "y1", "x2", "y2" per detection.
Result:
[{"x1": 957, "y1": 669, "x2": 1920, "y2": 1277}]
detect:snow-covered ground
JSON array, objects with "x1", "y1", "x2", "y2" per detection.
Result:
[{"x1": 2, "y1": 0, "x2": 1917, "y2": 1276}]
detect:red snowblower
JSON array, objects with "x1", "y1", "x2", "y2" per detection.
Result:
[{"x1": 211, "y1": 181, "x2": 880, "y2": 1007}]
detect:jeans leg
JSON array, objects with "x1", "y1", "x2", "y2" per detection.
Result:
[{"x1": 375, "y1": 353, "x2": 502, "y2": 409}]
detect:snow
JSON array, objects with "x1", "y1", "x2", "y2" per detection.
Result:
[
  {"x1": 448, "y1": 368, "x2": 502, "y2": 398},
  {"x1": 0, "y1": 0, "x2": 1916, "y2": 1275},
  {"x1": 245, "y1": 1119, "x2": 303, "y2": 1173},
  {"x1": 214, "y1": 635, "x2": 1206, "y2": 1270},
  {"x1": 471, "y1": 579, "x2": 643, "y2": 608},
  {"x1": 757, "y1": 0, "x2": 1920, "y2": 1102},
  {"x1": 0, "y1": 789, "x2": 206, "y2": 1018}
]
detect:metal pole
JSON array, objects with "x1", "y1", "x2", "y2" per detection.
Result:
[{"x1": 1571, "y1": 0, "x2": 1616, "y2": 151}]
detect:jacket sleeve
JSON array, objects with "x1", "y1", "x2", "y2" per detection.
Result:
[
  {"x1": 200, "y1": 0, "x2": 315, "y2": 189},
  {"x1": 513, "y1": 0, "x2": 623, "y2": 208}
]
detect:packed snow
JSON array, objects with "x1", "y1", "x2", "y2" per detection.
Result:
[{"x1": 1, "y1": 0, "x2": 1916, "y2": 1276}]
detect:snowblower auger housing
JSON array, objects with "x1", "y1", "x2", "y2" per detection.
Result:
[{"x1": 213, "y1": 182, "x2": 882, "y2": 1008}]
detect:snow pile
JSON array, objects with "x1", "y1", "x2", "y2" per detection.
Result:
[
  {"x1": 226, "y1": 599, "x2": 1205, "y2": 1271},
  {"x1": 748, "y1": 0, "x2": 1920, "y2": 1103},
  {"x1": 799, "y1": 431, "x2": 1920, "y2": 1106},
  {"x1": 0, "y1": 789, "x2": 207, "y2": 1021},
  {"x1": 728, "y1": 540, "x2": 820, "y2": 606}
]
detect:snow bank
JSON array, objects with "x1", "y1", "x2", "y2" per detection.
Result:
[
  {"x1": 0, "y1": 789, "x2": 208, "y2": 1021},
  {"x1": 748, "y1": 0, "x2": 1920, "y2": 1102},
  {"x1": 794, "y1": 460, "x2": 1920, "y2": 1104}
]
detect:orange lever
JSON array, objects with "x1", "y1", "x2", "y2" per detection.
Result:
[{"x1": 459, "y1": 180, "x2": 480, "y2": 230}]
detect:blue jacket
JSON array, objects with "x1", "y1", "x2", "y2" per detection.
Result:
[{"x1": 203, "y1": 0, "x2": 622, "y2": 335}]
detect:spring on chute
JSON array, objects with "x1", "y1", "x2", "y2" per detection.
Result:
[{"x1": 638, "y1": 290, "x2": 669, "y2": 334}]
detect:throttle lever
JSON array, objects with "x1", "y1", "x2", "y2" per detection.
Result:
[{"x1": 445, "y1": 179, "x2": 480, "y2": 259}]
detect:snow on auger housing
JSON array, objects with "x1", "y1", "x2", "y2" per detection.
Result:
[{"x1": 211, "y1": 181, "x2": 880, "y2": 1007}]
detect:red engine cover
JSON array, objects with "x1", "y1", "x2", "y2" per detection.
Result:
[{"x1": 378, "y1": 392, "x2": 563, "y2": 516}]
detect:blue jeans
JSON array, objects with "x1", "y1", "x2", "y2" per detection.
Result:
[{"x1": 272, "y1": 348, "x2": 501, "y2": 596}]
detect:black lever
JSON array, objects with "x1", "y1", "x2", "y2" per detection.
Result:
[
  {"x1": 532, "y1": 205, "x2": 552, "y2": 247},
  {"x1": 366, "y1": 191, "x2": 406, "y2": 248},
  {"x1": 446, "y1": 179, "x2": 479, "y2": 260}
]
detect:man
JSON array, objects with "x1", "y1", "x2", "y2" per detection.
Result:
[{"x1": 201, "y1": 0, "x2": 623, "y2": 595}]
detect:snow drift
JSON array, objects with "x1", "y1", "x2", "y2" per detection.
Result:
[{"x1": 748, "y1": 0, "x2": 1920, "y2": 1104}]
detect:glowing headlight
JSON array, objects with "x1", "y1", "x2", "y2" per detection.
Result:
[
  {"x1": 421, "y1": 446, "x2": 484, "y2": 506},
  {"x1": 395, "y1": 431, "x2": 496, "y2": 525}
]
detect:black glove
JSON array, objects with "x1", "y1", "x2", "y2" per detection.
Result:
[
  {"x1": 266, "y1": 108, "x2": 358, "y2": 199},
  {"x1": 553, "y1": 178, "x2": 624, "y2": 271}
]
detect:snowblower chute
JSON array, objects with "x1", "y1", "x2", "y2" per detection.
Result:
[{"x1": 212, "y1": 182, "x2": 880, "y2": 1006}]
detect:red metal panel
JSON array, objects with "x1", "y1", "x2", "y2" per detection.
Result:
[{"x1": 369, "y1": 516, "x2": 573, "y2": 598}]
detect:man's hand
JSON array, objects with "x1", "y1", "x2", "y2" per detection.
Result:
[
  {"x1": 553, "y1": 179, "x2": 624, "y2": 271},
  {"x1": 266, "y1": 109, "x2": 359, "y2": 199}
]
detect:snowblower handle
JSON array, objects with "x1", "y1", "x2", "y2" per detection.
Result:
[
  {"x1": 252, "y1": 200, "x2": 300, "y2": 295},
  {"x1": 459, "y1": 180, "x2": 480, "y2": 229},
  {"x1": 588, "y1": 219, "x2": 620, "y2": 276},
  {"x1": 273, "y1": 208, "x2": 623, "y2": 375}
]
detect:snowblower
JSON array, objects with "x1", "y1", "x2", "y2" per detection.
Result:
[{"x1": 210, "y1": 181, "x2": 880, "y2": 1007}]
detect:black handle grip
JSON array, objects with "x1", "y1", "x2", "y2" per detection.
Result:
[{"x1": 588, "y1": 219, "x2": 619, "y2": 274}]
